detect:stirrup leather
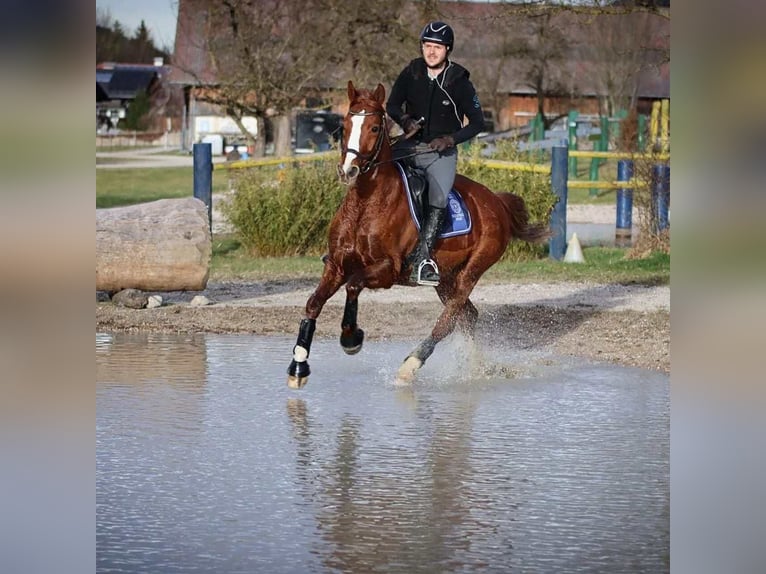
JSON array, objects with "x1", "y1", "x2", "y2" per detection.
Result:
[{"x1": 416, "y1": 258, "x2": 440, "y2": 286}]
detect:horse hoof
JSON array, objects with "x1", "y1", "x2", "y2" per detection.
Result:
[
  {"x1": 287, "y1": 359, "x2": 310, "y2": 389},
  {"x1": 340, "y1": 328, "x2": 364, "y2": 355},
  {"x1": 287, "y1": 375, "x2": 309, "y2": 389},
  {"x1": 396, "y1": 356, "x2": 422, "y2": 384}
]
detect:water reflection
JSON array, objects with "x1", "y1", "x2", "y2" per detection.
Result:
[
  {"x1": 287, "y1": 393, "x2": 482, "y2": 573},
  {"x1": 97, "y1": 333, "x2": 669, "y2": 573},
  {"x1": 96, "y1": 332, "x2": 208, "y2": 387}
]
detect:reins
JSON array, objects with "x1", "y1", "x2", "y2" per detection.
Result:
[
  {"x1": 341, "y1": 107, "x2": 435, "y2": 177},
  {"x1": 372, "y1": 147, "x2": 433, "y2": 168}
]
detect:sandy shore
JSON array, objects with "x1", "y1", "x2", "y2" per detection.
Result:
[{"x1": 97, "y1": 279, "x2": 669, "y2": 373}]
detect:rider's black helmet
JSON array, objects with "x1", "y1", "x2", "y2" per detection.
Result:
[{"x1": 420, "y1": 21, "x2": 454, "y2": 52}]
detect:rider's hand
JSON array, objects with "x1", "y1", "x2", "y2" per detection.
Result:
[
  {"x1": 401, "y1": 115, "x2": 422, "y2": 139},
  {"x1": 428, "y1": 135, "x2": 455, "y2": 152}
]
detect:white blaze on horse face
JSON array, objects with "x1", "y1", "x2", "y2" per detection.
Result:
[{"x1": 342, "y1": 111, "x2": 366, "y2": 175}]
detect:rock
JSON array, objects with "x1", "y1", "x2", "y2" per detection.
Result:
[
  {"x1": 190, "y1": 295, "x2": 211, "y2": 307},
  {"x1": 147, "y1": 295, "x2": 163, "y2": 308},
  {"x1": 96, "y1": 197, "x2": 212, "y2": 292},
  {"x1": 112, "y1": 288, "x2": 148, "y2": 309}
]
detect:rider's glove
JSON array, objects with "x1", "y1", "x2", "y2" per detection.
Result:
[
  {"x1": 401, "y1": 115, "x2": 422, "y2": 138},
  {"x1": 428, "y1": 135, "x2": 455, "y2": 152}
]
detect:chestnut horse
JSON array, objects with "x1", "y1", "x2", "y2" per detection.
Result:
[{"x1": 286, "y1": 81, "x2": 548, "y2": 388}]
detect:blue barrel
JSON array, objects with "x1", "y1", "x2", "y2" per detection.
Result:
[
  {"x1": 616, "y1": 160, "x2": 634, "y2": 247},
  {"x1": 193, "y1": 143, "x2": 213, "y2": 232},
  {"x1": 549, "y1": 146, "x2": 569, "y2": 260},
  {"x1": 652, "y1": 164, "x2": 670, "y2": 233}
]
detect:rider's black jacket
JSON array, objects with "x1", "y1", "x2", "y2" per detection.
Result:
[{"x1": 386, "y1": 57, "x2": 485, "y2": 145}]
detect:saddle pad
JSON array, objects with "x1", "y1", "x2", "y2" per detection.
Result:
[{"x1": 395, "y1": 163, "x2": 472, "y2": 238}]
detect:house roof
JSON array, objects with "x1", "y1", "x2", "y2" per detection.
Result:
[
  {"x1": 168, "y1": 0, "x2": 216, "y2": 85},
  {"x1": 438, "y1": 1, "x2": 669, "y2": 99},
  {"x1": 96, "y1": 63, "x2": 167, "y2": 101}
]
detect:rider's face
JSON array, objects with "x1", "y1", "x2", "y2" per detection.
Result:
[{"x1": 421, "y1": 41, "x2": 448, "y2": 69}]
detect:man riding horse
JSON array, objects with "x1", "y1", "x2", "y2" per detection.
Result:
[{"x1": 386, "y1": 21, "x2": 485, "y2": 286}]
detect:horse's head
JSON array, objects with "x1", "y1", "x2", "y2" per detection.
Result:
[{"x1": 337, "y1": 81, "x2": 389, "y2": 186}]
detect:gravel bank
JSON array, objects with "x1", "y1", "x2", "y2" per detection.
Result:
[{"x1": 97, "y1": 279, "x2": 669, "y2": 373}]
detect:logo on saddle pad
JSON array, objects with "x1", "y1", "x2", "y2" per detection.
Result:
[{"x1": 395, "y1": 163, "x2": 472, "y2": 238}]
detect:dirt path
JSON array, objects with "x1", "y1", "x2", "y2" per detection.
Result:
[{"x1": 97, "y1": 279, "x2": 669, "y2": 373}]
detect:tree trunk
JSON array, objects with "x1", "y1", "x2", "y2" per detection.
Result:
[
  {"x1": 253, "y1": 116, "x2": 266, "y2": 157},
  {"x1": 273, "y1": 114, "x2": 292, "y2": 157},
  {"x1": 97, "y1": 198, "x2": 212, "y2": 292}
]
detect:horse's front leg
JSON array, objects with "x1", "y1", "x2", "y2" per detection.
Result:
[
  {"x1": 340, "y1": 282, "x2": 364, "y2": 355},
  {"x1": 287, "y1": 267, "x2": 345, "y2": 389},
  {"x1": 339, "y1": 260, "x2": 397, "y2": 355}
]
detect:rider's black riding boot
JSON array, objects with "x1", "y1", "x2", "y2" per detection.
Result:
[{"x1": 409, "y1": 206, "x2": 446, "y2": 286}]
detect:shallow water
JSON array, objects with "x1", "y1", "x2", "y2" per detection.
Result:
[{"x1": 97, "y1": 332, "x2": 669, "y2": 573}]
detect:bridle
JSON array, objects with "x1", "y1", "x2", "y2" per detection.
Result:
[
  {"x1": 337, "y1": 107, "x2": 436, "y2": 181},
  {"x1": 340, "y1": 108, "x2": 387, "y2": 175}
]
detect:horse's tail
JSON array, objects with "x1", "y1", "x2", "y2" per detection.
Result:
[{"x1": 498, "y1": 192, "x2": 551, "y2": 244}]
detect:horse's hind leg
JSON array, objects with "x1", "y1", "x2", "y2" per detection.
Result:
[
  {"x1": 397, "y1": 274, "x2": 480, "y2": 383},
  {"x1": 340, "y1": 282, "x2": 365, "y2": 355},
  {"x1": 435, "y1": 281, "x2": 478, "y2": 336},
  {"x1": 287, "y1": 269, "x2": 345, "y2": 389}
]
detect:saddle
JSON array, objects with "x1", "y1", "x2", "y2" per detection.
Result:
[
  {"x1": 398, "y1": 161, "x2": 428, "y2": 224},
  {"x1": 394, "y1": 161, "x2": 472, "y2": 238}
]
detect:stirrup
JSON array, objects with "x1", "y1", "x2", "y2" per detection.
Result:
[{"x1": 416, "y1": 259, "x2": 440, "y2": 286}]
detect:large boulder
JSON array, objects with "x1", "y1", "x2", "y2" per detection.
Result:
[{"x1": 97, "y1": 197, "x2": 212, "y2": 292}]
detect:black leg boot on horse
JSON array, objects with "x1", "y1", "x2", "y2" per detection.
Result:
[{"x1": 407, "y1": 206, "x2": 446, "y2": 286}]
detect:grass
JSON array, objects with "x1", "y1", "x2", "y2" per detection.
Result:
[
  {"x1": 484, "y1": 248, "x2": 669, "y2": 285},
  {"x1": 95, "y1": 157, "x2": 143, "y2": 165},
  {"x1": 210, "y1": 235, "x2": 669, "y2": 285},
  {"x1": 96, "y1": 167, "x2": 230, "y2": 208},
  {"x1": 567, "y1": 187, "x2": 615, "y2": 205},
  {"x1": 211, "y1": 237, "x2": 325, "y2": 280}
]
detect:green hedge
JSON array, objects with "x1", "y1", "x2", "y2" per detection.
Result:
[
  {"x1": 222, "y1": 161, "x2": 346, "y2": 256},
  {"x1": 223, "y1": 142, "x2": 555, "y2": 259},
  {"x1": 458, "y1": 141, "x2": 555, "y2": 260}
]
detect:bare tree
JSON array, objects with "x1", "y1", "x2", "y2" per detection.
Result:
[
  {"x1": 196, "y1": 0, "x2": 330, "y2": 155},
  {"x1": 184, "y1": 0, "x2": 412, "y2": 156},
  {"x1": 321, "y1": 0, "x2": 415, "y2": 88},
  {"x1": 581, "y1": 9, "x2": 664, "y2": 116},
  {"x1": 437, "y1": 0, "x2": 669, "y2": 131},
  {"x1": 505, "y1": 5, "x2": 573, "y2": 130}
]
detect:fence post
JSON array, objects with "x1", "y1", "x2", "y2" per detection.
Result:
[
  {"x1": 652, "y1": 164, "x2": 670, "y2": 233},
  {"x1": 650, "y1": 101, "x2": 661, "y2": 151},
  {"x1": 599, "y1": 115, "x2": 610, "y2": 165},
  {"x1": 638, "y1": 114, "x2": 647, "y2": 151},
  {"x1": 588, "y1": 116, "x2": 607, "y2": 196},
  {"x1": 589, "y1": 152, "x2": 600, "y2": 197},
  {"x1": 567, "y1": 110, "x2": 578, "y2": 176},
  {"x1": 549, "y1": 146, "x2": 569, "y2": 260},
  {"x1": 193, "y1": 143, "x2": 213, "y2": 233},
  {"x1": 615, "y1": 160, "x2": 634, "y2": 248}
]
